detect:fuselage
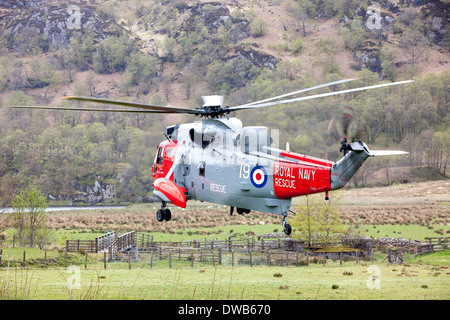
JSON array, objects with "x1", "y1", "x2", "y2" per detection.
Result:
[{"x1": 152, "y1": 118, "x2": 340, "y2": 216}]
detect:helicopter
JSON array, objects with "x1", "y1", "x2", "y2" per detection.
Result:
[{"x1": 11, "y1": 78, "x2": 412, "y2": 235}]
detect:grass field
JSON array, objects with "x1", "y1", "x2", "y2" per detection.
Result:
[
  {"x1": 1, "y1": 252, "x2": 449, "y2": 300},
  {"x1": 1, "y1": 180, "x2": 449, "y2": 300},
  {"x1": 42, "y1": 223, "x2": 450, "y2": 245}
]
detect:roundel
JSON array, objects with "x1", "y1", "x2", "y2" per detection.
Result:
[{"x1": 250, "y1": 165, "x2": 267, "y2": 188}]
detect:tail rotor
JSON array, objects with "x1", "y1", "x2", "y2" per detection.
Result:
[{"x1": 326, "y1": 106, "x2": 366, "y2": 158}]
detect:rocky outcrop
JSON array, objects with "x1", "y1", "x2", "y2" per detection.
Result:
[
  {"x1": 0, "y1": 0, "x2": 123, "y2": 51},
  {"x1": 394, "y1": 0, "x2": 448, "y2": 46},
  {"x1": 181, "y1": 2, "x2": 251, "y2": 44},
  {"x1": 47, "y1": 180, "x2": 116, "y2": 205},
  {"x1": 233, "y1": 45, "x2": 279, "y2": 70}
]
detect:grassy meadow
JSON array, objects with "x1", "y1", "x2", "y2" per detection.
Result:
[
  {"x1": 1, "y1": 251, "x2": 449, "y2": 300},
  {"x1": 1, "y1": 219, "x2": 449, "y2": 300},
  {"x1": 1, "y1": 181, "x2": 449, "y2": 300}
]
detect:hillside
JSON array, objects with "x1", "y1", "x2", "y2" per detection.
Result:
[{"x1": 0, "y1": 0, "x2": 449, "y2": 204}]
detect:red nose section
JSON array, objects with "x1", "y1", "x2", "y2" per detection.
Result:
[{"x1": 153, "y1": 178, "x2": 187, "y2": 208}]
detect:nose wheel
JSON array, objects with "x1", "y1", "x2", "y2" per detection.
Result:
[{"x1": 156, "y1": 207, "x2": 172, "y2": 222}]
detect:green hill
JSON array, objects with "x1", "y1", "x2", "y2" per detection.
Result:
[{"x1": 0, "y1": 0, "x2": 448, "y2": 204}]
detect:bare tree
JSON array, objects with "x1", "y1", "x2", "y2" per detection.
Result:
[{"x1": 400, "y1": 28, "x2": 428, "y2": 66}]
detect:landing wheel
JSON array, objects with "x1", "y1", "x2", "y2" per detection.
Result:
[
  {"x1": 283, "y1": 223, "x2": 292, "y2": 236},
  {"x1": 156, "y1": 209, "x2": 164, "y2": 222},
  {"x1": 163, "y1": 208, "x2": 171, "y2": 221},
  {"x1": 237, "y1": 208, "x2": 251, "y2": 215}
]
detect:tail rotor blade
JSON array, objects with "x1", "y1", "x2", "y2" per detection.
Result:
[{"x1": 342, "y1": 106, "x2": 354, "y2": 137}]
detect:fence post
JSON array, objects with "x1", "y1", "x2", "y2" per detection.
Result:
[
  {"x1": 249, "y1": 251, "x2": 253, "y2": 267},
  {"x1": 104, "y1": 252, "x2": 107, "y2": 269},
  {"x1": 219, "y1": 248, "x2": 222, "y2": 265},
  {"x1": 128, "y1": 253, "x2": 131, "y2": 270},
  {"x1": 169, "y1": 252, "x2": 172, "y2": 269},
  {"x1": 340, "y1": 250, "x2": 343, "y2": 265},
  {"x1": 150, "y1": 251, "x2": 153, "y2": 269},
  {"x1": 231, "y1": 251, "x2": 234, "y2": 267},
  {"x1": 85, "y1": 252, "x2": 88, "y2": 269},
  {"x1": 23, "y1": 250, "x2": 26, "y2": 268},
  {"x1": 64, "y1": 244, "x2": 67, "y2": 268}
]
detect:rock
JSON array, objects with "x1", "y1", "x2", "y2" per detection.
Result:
[
  {"x1": 181, "y1": 2, "x2": 251, "y2": 43},
  {"x1": 0, "y1": 1, "x2": 124, "y2": 52},
  {"x1": 353, "y1": 48, "x2": 382, "y2": 73},
  {"x1": 232, "y1": 45, "x2": 279, "y2": 70}
]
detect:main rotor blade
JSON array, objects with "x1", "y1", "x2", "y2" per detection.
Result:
[
  {"x1": 9, "y1": 105, "x2": 172, "y2": 113},
  {"x1": 230, "y1": 80, "x2": 414, "y2": 112},
  {"x1": 237, "y1": 78, "x2": 358, "y2": 108},
  {"x1": 63, "y1": 96, "x2": 206, "y2": 115}
]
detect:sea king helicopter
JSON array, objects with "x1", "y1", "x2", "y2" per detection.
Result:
[{"x1": 11, "y1": 78, "x2": 412, "y2": 235}]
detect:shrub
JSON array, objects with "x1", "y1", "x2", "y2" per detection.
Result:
[{"x1": 273, "y1": 273, "x2": 283, "y2": 278}]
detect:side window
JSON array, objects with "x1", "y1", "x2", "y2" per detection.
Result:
[{"x1": 166, "y1": 148, "x2": 174, "y2": 159}]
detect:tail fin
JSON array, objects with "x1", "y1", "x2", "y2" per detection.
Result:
[{"x1": 330, "y1": 141, "x2": 408, "y2": 190}]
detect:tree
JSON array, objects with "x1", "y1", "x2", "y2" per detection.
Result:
[
  {"x1": 380, "y1": 47, "x2": 397, "y2": 81},
  {"x1": 250, "y1": 18, "x2": 267, "y2": 38},
  {"x1": 10, "y1": 185, "x2": 48, "y2": 248},
  {"x1": 0, "y1": 175, "x2": 17, "y2": 235},
  {"x1": 69, "y1": 35, "x2": 94, "y2": 71},
  {"x1": 319, "y1": 194, "x2": 346, "y2": 243},
  {"x1": 400, "y1": 28, "x2": 427, "y2": 66},
  {"x1": 290, "y1": 195, "x2": 322, "y2": 247},
  {"x1": 340, "y1": 17, "x2": 368, "y2": 50},
  {"x1": 288, "y1": 0, "x2": 317, "y2": 37},
  {"x1": 290, "y1": 194, "x2": 346, "y2": 246}
]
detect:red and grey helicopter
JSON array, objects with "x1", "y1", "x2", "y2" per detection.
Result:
[{"x1": 12, "y1": 78, "x2": 412, "y2": 235}]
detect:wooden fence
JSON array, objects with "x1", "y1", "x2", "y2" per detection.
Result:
[
  {"x1": 425, "y1": 237, "x2": 449, "y2": 251},
  {"x1": 137, "y1": 237, "x2": 304, "y2": 253},
  {"x1": 65, "y1": 239, "x2": 100, "y2": 253},
  {"x1": 1, "y1": 234, "x2": 446, "y2": 270},
  {"x1": 62, "y1": 232, "x2": 445, "y2": 267},
  {"x1": 65, "y1": 231, "x2": 135, "y2": 254}
]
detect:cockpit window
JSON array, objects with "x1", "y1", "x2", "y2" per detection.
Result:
[{"x1": 156, "y1": 147, "x2": 163, "y2": 165}]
